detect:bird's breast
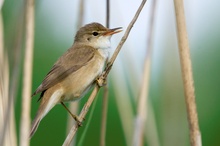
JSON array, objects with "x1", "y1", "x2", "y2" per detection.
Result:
[{"x1": 61, "y1": 49, "x2": 109, "y2": 102}]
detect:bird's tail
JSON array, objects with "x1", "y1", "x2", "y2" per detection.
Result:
[
  {"x1": 30, "y1": 89, "x2": 63, "y2": 138},
  {"x1": 30, "y1": 110, "x2": 43, "y2": 138}
]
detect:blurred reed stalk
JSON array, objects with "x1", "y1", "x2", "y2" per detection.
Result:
[
  {"x1": 9, "y1": 3, "x2": 25, "y2": 120},
  {"x1": 0, "y1": 1, "x2": 17, "y2": 145},
  {"x1": 0, "y1": 2, "x2": 7, "y2": 145},
  {"x1": 0, "y1": 51, "x2": 10, "y2": 146},
  {"x1": 20, "y1": 0, "x2": 35, "y2": 146},
  {"x1": 76, "y1": 0, "x2": 84, "y2": 29},
  {"x1": 173, "y1": 0, "x2": 202, "y2": 146},
  {"x1": 100, "y1": 85, "x2": 108, "y2": 146},
  {"x1": 100, "y1": 0, "x2": 110, "y2": 146},
  {"x1": 66, "y1": 1, "x2": 85, "y2": 146},
  {"x1": 133, "y1": 0, "x2": 158, "y2": 145},
  {"x1": 63, "y1": 0, "x2": 147, "y2": 145},
  {"x1": 0, "y1": 12, "x2": 9, "y2": 146},
  {"x1": 6, "y1": 6, "x2": 25, "y2": 146},
  {"x1": 144, "y1": 102, "x2": 160, "y2": 146}
]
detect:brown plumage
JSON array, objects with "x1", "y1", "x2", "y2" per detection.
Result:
[{"x1": 30, "y1": 22, "x2": 122, "y2": 138}]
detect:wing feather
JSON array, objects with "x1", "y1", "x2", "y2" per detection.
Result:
[{"x1": 32, "y1": 45, "x2": 95, "y2": 99}]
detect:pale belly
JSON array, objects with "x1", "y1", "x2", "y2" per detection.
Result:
[{"x1": 61, "y1": 55, "x2": 106, "y2": 102}]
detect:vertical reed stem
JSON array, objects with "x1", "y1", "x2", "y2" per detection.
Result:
[
  {"x1": 173, "y1": 0, "x2": 201, "y2": 146},
  {"x1": 133, "y1": 0, "x2": 157, "y2": 145},
  {"x1": 100, "y1": 1, "x2": 110, "y2": 146},
  {"x1": 20, "y1": 0, "x2": 35, "y2": 146}
]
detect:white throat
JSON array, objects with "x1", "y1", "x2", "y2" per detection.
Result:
[
  {"x1": 91, "y1": 36, "x2": 111, "y2": 50},
  {"x1": 90, "y1": 36, "x2": 111, "y2": 59}
]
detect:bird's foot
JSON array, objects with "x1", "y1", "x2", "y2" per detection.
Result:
[
  {"x1": 71, "y1": 114, "x2": 84, "y2": 127},
  {"x1": 60, "y1": 102, "x2": 84, "y2": 127},
  {"x1": 96, "y1": 75, "x2": 107, "y2": 87}
]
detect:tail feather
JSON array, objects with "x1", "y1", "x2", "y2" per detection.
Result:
[
  {"x1": 30, "y1": 89, "x2": 63, "y2": 138},
  {"x1": 30, "y1": 113, "x2": 42, "y2": 138}
]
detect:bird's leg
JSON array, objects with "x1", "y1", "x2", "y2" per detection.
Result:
[{"x1": 60, "y1": 102, "x2": 83, "y2": 126}]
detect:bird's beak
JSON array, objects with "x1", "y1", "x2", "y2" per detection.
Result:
[{"x1": 103, "y1": 27, "x2": 123, "y2": 36}]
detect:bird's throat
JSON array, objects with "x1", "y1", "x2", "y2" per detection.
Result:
[{"x1": 92, "y1": 36, "x2": 111, "y2": 50}]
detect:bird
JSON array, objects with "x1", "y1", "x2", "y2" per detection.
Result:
[{"x1": 30, "y1": 22, "x2": 122, "y2": 137}]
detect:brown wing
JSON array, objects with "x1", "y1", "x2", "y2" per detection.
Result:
[{"x1": 32, "y1": 45, "x2": 95, "y2": 99}]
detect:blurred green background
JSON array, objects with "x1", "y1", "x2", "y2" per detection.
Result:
[{"x1": 2, "y1": 0, "x2": 220, "y2": 146}]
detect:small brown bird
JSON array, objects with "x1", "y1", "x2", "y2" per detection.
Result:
[{"x1": 30, "y1": 22, "x2": 122, "y2": 137}]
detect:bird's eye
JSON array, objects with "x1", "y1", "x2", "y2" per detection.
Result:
[{"x1": 92, "y1": 32, "x2": 99, "y2": 36}]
